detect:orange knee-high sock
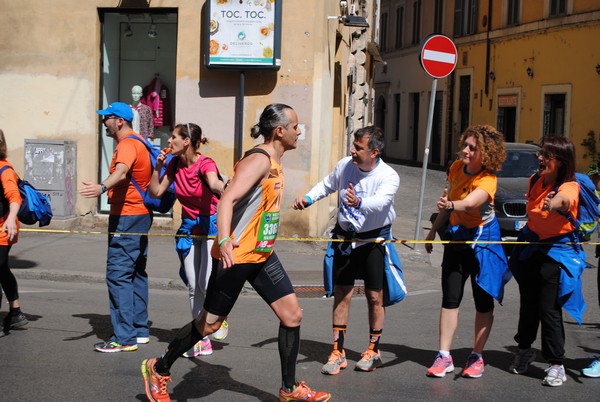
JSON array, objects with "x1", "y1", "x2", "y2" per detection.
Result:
[{"x1": 333, "y1": 324, "x2": 347, "y2": 352}]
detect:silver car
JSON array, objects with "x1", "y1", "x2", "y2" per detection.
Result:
[{"x1": 494, "y1": 142, "x2": 540, "y2": 240}]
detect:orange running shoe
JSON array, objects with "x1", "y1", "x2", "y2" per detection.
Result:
[
  {"x1": 355, "y1": 349, "x2": 383, "y2": 372},
  {"x1": 279, "y1": 381, "x2": 331, "y2": 402},
  {"x1": 141, "y1": 358, "x2": 172, "y2": 402},
  {"x1": 321, "y1": 349, "x2": 347, "y2": 375}
]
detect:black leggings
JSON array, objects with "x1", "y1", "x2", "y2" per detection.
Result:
[
  {"x1": 0, "y1": 245, "x2": 18, "y2": 302},
  {"x1": 514, "y1": 252, "x2": 564, "y2": 364},
  {"x1": 441, "y1": 244, "x2": 494, "y2": 313}
]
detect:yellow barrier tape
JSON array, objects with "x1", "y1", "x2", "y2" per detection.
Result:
[{"x1": 18, "y1": 228, "x2": 600, "y2": 246}]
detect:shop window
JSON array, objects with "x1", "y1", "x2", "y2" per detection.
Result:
[{"x1": 98, "y1": 10, "x2": 178, "y2": 213}]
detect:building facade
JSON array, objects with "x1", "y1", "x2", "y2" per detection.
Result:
[
  {"x1": 0, "y1": 0, "x2": 379, "y2": 237},
  {"x1": 375, "y1": 0, "x2": 600, "y2": 172}
]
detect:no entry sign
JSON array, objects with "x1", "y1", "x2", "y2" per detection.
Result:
[
  {"x1": 419, "y1": 34, "x2": 457, "y2": 79},
  {"x1": 414, "y1": 34, "x2": 458, "y2": 242}
]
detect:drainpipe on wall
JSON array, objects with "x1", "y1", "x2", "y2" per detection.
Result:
[
  {"x1": 347, "y1": 65, "x2": 356, "y2": 156},
  {"x1": 446, "y1": 72, "x2": 455, "y2": 166},
  {"x1": 484, "y1": 0, "x2": 493, "y2": 96}
]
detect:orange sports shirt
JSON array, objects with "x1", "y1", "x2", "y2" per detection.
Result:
[
  {"x1": 448, "y1": 160, "x2": 497, "y2": 229},
  {"x1": 212, "y1": 151, "x2": 283, "y2": 264},
  {"x1": 108, "y1": 130, "x2": 151, "y2": 216},
  {"x1": 527, "y1": 177, "x2": 579, "y2": 240},
  {"x1": 0, "y1": 160, "x2": 22, "y2": 245}
]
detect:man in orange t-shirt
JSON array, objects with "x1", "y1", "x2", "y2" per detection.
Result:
[{"x1": 80, "y1": 102, "x2": 152, "y2": 352}]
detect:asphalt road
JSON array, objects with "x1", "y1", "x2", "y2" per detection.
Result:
[
  {"x1": 2, "y1": 164, "x2": 600, "y2": 401},
  {"x1": 1, "y1": 274, "x2": 599, "y2": 401}
]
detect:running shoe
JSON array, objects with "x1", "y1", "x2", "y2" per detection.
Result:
[
  {"x1": 141, "y1": 358, "x2": 172, "y2": 402},
  {"x1": 542, "y1": 364, "x2": 567, "y2": 387},
  {"x1": 427, "y1": 353, "x2": 455, "y2": 377},
  {"x1": 211, "y1": 320, "x2": 229, "y2": 341},
  {"x1": 355, "y1": 349, "x2": 383, "y2": 372},
  {"x1": 278, "y1": 381, "x2": 331, "y2": 402},
  {"x1": 137, "y1": 337, "x2": 150, "y2": 344},
  {"x1": 182, "y1": 337, "x2": 213, "y2": 358},
  {"x1": 582, "y1": 357, "x2": 600, "y2": 378},
  {"x1": 462, "y1": 353, "x2": 484, "y2": 378},
  {"x1": 321, "y1": 349, "x2": 347, "y2": 375},
  {"x1": 509, "y1": 348, "x2": 536, "y2": 374},
  {"x1": 3, "y1": 311, "x2": 28, "y2": 330},
  {"x1": 94, "y1": 341, "x2": 138, "y2": 353}
]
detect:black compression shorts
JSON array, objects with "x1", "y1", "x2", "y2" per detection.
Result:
[
  {"x1": 204, "y1": 252, "x2": 295, "y2": 316},
  {"x1": 441, "y1": 244, "x2": 494, "y2": 313}
]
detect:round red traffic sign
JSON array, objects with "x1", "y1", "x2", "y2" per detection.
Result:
[{"x1": 419, "y1": 34, "x2": 457, "y2": 79}]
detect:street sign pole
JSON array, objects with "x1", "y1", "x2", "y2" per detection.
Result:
[
  {"x1": 414, "y1": 78, "x2": 438, "y2": 242},
  {"x1": 414, "y1": 34, "x2": 457, "y2": 244}
]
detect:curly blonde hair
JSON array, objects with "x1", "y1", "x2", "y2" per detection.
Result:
[{"x1": 457, "y1": 125, "x2": 506, "y2": 172}]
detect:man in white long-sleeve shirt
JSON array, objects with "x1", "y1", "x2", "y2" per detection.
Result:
[{"x1": 292, "y1": 126, "x2": 400, "y2": 375}]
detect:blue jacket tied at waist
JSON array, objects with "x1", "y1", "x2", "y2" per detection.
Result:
[
  {"x1": 323, "y1": 224, "x2": 407, "y2": 307},
  {"x1": 509, "y1": 225, "x2": 587, "y2": 324},
  {"x1": 444, "y1": 218, "x2": 511, "y2": 303},
  {"x1": 176, "y1": 215, "x2": 217, "y2": 285}
]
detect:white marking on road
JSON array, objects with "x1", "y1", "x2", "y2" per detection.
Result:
[
  {"x1": 19, "y1": 289, "x2": 78, "y2": 294},
  {"x1": 407, "y1": 289, "x2": 440, "y2": 296}
]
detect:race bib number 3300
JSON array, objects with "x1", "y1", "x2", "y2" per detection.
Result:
[{"x1": 254, "y1": 211, "x2": 280, "y2": 252}]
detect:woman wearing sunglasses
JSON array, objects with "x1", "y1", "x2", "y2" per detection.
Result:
[{"x1": 508, "y1": 136, "x2": 586, "y2": 387}]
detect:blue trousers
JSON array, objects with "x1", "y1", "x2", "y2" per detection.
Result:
[{"x1": 107, "y1": 214, "x2": 152, "y2": 345}]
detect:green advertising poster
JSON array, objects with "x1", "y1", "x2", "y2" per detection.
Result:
[{"x1": 206, "y1": 0, "x2": 281, "y2": 70}]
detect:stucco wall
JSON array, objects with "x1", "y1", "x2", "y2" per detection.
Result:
[
  {"x1": 0, "y1": 0, "x2": 347, "y2": 236},
  {"x1": 461, "y1": 22, "x2": 600, "y2": 172}
]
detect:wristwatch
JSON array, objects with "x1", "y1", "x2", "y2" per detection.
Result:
[{"x1": 101, "y1": 183, "x2": 108, "y2": 194}]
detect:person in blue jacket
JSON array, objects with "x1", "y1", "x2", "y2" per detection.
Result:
[
  {"x1": 508, "y1": 136, "x2": 586, "y2": 387},
  {"x1": 425, "y1": 125, "x2": 509, "y2": 379},
  {"x1": 293, "y1": 126, "x2": 402, "y2": 375}
]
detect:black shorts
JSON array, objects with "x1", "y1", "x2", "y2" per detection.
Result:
[
  {"x1": 441, "y1": 244, "x2": 494, "y2": 313},
  {"x1": 333, "y1": 242, "x2": 385, "y2": 290},
  {"x1": 203, "y1": 252, "x2": 295, "y2": 317}
]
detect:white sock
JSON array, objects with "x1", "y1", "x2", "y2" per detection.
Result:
[{"x1": 439, "y1": 350, "x2": 451, "y2": 358}]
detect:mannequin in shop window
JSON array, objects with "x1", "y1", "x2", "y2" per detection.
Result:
[
  {"x1": 141, "y1": 75, "x2": 172, "y2": 130},
  {"x1": 131, "y1": 85, "x2": 154, "y2": 140}
]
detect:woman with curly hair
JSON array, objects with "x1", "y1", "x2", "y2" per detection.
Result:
[{"x1": 424, "y1": 125, "x2": 509, "y2": 379}]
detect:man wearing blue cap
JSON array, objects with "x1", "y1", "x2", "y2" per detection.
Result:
[{"x1": 80, "y1": 102, "x2": 153, "y2": 352}]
